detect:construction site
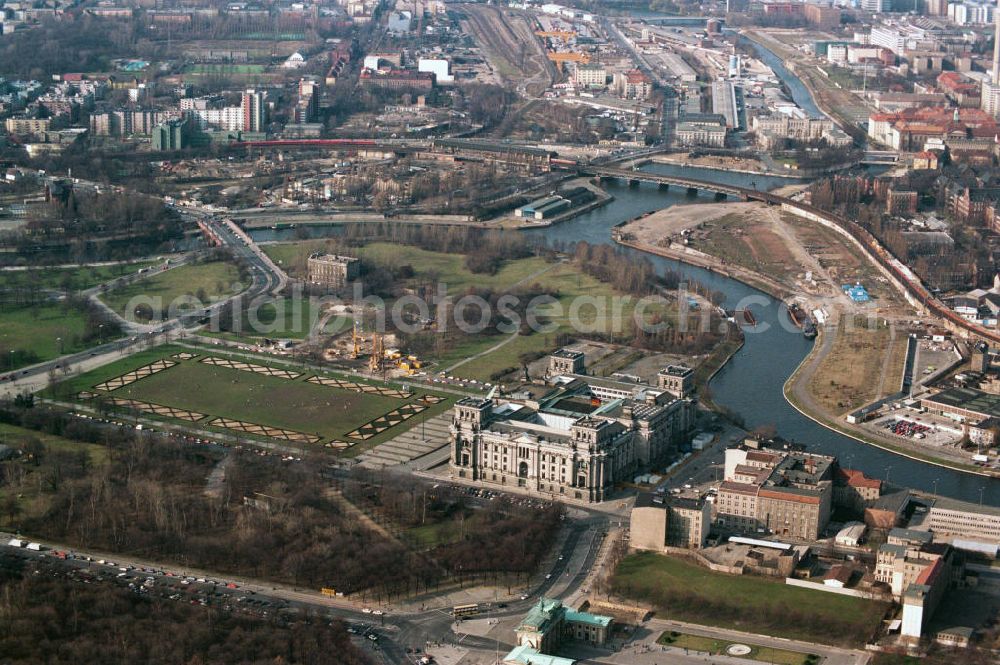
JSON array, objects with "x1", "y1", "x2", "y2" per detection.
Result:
[{"x1": 321, "y1": 320, "x2": 425, "y2": 380}]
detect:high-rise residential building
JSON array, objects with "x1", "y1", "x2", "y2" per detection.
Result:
[
  {"x1": 151, "y1": 119, "x2": 185, "y2": 151},
  {"x1": 993, "y1": 0, "x2": 1000, "y2": 81},
  {"x1": 981, "y1": 2, "x2": 1000, "y2": 118},
  {"x1": 294, "y1": 77, "x2": 321, "y2": 124},
  {"x1": 242, "y1": 89, "x2": 265, "y2": 133},
  {"x1": 926, "y1": 0, "x2": 948, "y2": 14}
]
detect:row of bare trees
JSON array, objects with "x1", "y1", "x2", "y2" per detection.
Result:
[
  {"x1": 0, "y1": 558, "x2": 370, "y2": 665},
  {"x1": 0, "y1": 401, "x2": 562, "y2": 603}
]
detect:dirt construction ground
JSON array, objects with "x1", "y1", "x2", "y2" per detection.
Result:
[{"x1": 621, "y1": 201, "x2": 908, "y2": 313}]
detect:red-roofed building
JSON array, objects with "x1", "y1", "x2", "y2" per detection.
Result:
[
  {"x1": 912, "y1": 151, "x2": 939, "y2": 170},
  {"x1": 937, "y1": 72, "x2": 981, "y2": 108},
  {"x1": 834, "y1": 467, "x2": 883, "y2": 513},
  {"x1": 868, "y1": 106, "x2": 998, "y2": 150},
  {"x1": 615, "y1": 69, "x2": 651, "y2": 100},
  {"x1": 823, "y1": 564, "x2": 853, "y2": 587}
]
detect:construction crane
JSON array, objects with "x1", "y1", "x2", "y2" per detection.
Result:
[
  {"x1": 369, "y1": 332, "x2": 384, "y2": 373},
  {"x1": 535, "y1": 30, "x2": 576, "y2": 40},
  {"x1": 351, "y1": 319, "x2": 361, "y2": 359},
  {"x1": 547, "y1": 51, "x2": 589, "y2": 64}
]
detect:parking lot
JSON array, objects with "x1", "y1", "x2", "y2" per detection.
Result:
[
  {"x1": 864, "y1": 412, "x2": 960, "y2": 448},
  {"x1": 1, "y1": 545, "x2": 290, "y2": 619}
]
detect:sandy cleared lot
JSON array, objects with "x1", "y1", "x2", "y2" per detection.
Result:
[
  {"x1": 623, "y1": 201, "x2": 764, "y2": 243},
  {"x1": 808, "y1": 315, "x2": 906, "y2": 415}
]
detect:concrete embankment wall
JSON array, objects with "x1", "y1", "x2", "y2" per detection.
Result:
[{"x1": 784, "y1": 577, "x2": 888, "y2": 601}]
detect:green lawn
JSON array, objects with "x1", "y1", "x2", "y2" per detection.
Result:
[
  {"x1": 870, "y1": 655, "x2": 923, "y2": 665},
  {"x1": 0, "y1": 261, "x2": 160, "y2": 292},
  {"x1": 0, "y1": 302, "x2": 113, "y2": 372},
  {"x1": 0, "y1": 422, "x2": 110, "y2": 466},
  {"x1": 657, "y1": 632, "x2": 817, "y2": 665},
  {"x1": 99, "y1": 261, "x2": 242, "y2": 322},
  {"x1": 46, "y1": 346, "x2": 185, "y2": 397},
  {"x1": 407, "y1": 521, "x2": 463, "y2": 549},
  {"x1": 442, "y1": 261, "x2": 670, "y2": 381},
  {"x1": 613, "y1": 552, "x2": 887, "y2": 646},
  {"x1": 116, "y1": 361, "x2": 403, "y2": 440},
  {"x1": 201, "y1": 296, "x2": 328, "y2": 342},
  {"x1": 47, "y1": 345, "x2": 454, "y2": 451},
  {"x1": 263, "y1": 241, "x2": 552, "y2": 295},
  {"x1": 263, "y1": 241, "x2": 677, "y2": 383}
]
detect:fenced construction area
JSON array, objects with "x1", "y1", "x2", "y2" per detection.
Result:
[{"x1": 50, "y1": 346, "x2": 453, "y2": 453}]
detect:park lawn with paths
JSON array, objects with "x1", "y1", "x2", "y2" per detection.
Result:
[
  {"x1": 613, "y1": 552, "x2": 887, "y2": 646},
  {"x1": 99, "y1": 261, "x2": 243, "y2": 321},
  {"x1": 47, "y1": 345, "x2": 454, "y2": 452},
  {"x1": 657, "y1": 632, "x2": 817, "y2": 665},
  {"x1": 0, "y1": 302, "x2": 112, "y2": 372},
  {"x1": 115, "y1": 361, "x2": 403, "y2": 440},
  {"x1": 264, "y1": 241, "x2": 552, "y2": 295},
  {"x1": 0, "y1": 261, "x2": 160, "y2": 292},
  {"x1": 200, "y1": 296, "x2": 328, "y2": 341},
  {"x1": 263, "y1": 243, "x2": 677, "y2": 383},
  {"x1": 44, "y1": 345, "x2": 188, "y2": 397},
  {"x1": 443, "y1": 261, "x2": 671, "y2": 381}
]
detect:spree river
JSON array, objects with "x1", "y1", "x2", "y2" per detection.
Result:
[
  {"x1": 251, "y1": 163, "x2": 999, "y2": 505},
  {"x1": 524, "y1": 165, "x2": 1000, "y2": 507}
]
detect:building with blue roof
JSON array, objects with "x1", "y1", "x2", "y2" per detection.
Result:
[{"x1": 842, "y1": 283, "x2": 871, "y2": 303}]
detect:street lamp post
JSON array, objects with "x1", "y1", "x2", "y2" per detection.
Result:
[{"x1": 57, "y1": 337, "x2": 63, "y2": 354}]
